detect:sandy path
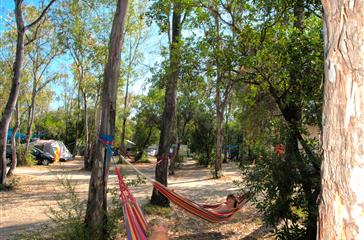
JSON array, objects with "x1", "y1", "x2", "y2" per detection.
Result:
[{"x1": 0, "y1": 157, "x2": 273, "y2": 240}]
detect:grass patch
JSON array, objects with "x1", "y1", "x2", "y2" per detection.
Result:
[
  {"x1": 137, "y1": 157, "x2": 151, "y2": 164},
  {"x1": 0, "y1": 176, "x2": 19, "y2": 191},
  {"x1": 143, "y1": 202, "x2": 172, "y2": 217}
]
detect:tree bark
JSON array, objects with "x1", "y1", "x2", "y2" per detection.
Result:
[
  {"x1": 87, "y1": 91, "x2": 100, "y2": 171},
  {"x1": 7, "y1": 103, "x2": 19, "y2": 177},
  {"x1": 25, "y1": 87, "x2": 36, "y2": 154},
  {"x1": 120, "y1": 43, "x2": 132, "y2": 152},
  {"x1": 213, "y1": 8, "x2": 224, "y2": 178},
  {"x1": 85, "y1": 0, "x2": 128, "y2": 238},
  {"x1": 0, "y1": 1, "x2": 25, "y2": 184},
  {"x1": 319, "y1": 1, "x2": 364, "y2": 239},
  {"x1": 151, "y1": 3, "x2": 181, "y2": 206},
  {"x1": 81, "y1": 90, "x2": 90, "y2": 170},
  {"x1": 215, "y1": 105, "x2": 223, "y2": 178}
]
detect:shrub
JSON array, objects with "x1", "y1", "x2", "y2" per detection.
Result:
[
  {"x1": 47, "y1": 175, "x2": 126, "y2": 240},
  {"x1": 17, "y1": 145, "x2": 36, "y2": 166},
  {"x1": 239, "y1": 140, "x2": 320, "y2": 240},
  {"x1": 48, "y1": 176, "x2": 89, "y2": 240},
  {"x1": 0, "y1": 176, "x2": 19, "y2": 191}
]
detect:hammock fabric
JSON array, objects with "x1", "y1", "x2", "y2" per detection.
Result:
[
  {"x1": 115, "y1": 167, "x2": 148, "y2": 240},
  {"x1": 104, "y1": 143, "x2": 148, "y2": 240},
  {"x1": 106, "y1": 142, "x2": 250, "y2": 239},
  {"x1": 118, "y1": 151, "x2": 250, "y2": 223},
  {"x1": 153, "y1": 181, "x2": 249, "y2": 223}
]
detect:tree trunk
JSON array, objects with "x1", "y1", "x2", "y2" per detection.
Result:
[
  {"x1": 213, "y1": 9, "x2": 223, "y2": 178},
  {"x1": 120, "y1": 48, "x2": 132, "y2": 152},
  {"x1": 319, "y1": 1, "x2": 364, "y2": 239},
  {"x1": 7, "y1": 103, "x2": 19, "y2": 177},
  {"x1": 82, "y1": 91, "x2": 90, "y2": 170},
  {"x1": 85, "y1": 0, "x2": 128, "y2": 238},
  {"x1": 135, "y1": 127, "x2": 153, "y2": 161},
  {"x1": 87, "y1": 94, "x2": 100, "y2": 171},
  {"x1": 0, "y1": 2, "x2": 25, "y2": 184},
  {"x1": 223, "y1": 102, "x2": 230, "y2": 163},
  {"x1": 73, "y1": 89, "x2": 81, "y2": 156},
  {"x1": 25, "y1": 89, "x2": 36, "y2": 154},
  {"x1": 151, "y1": 3, "x2": 181, "y2": 206},
  {"x1": 215, "y1": 106, "x2": 223, "y2": 178}
]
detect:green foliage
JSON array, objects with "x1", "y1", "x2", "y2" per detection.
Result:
[
  {"x1": 132, "y1": 87, "x2": 163, "y2": 156},
  {"x1": 17, "y1": 145, "x2": 36, "y2": 166},
  {"x1": 46, "y1": 175, "x2": 125, "y2": 240},
  {"x1": 48, "y1": 176, "x2": 89, "y2": 240},
  {"x1": 136, "y1": 152, "x2": 151, "y2": 163},
  {"x1": 106, "y1": 187, "x2": 126, "y2": 239},
  {"x1": 239, "y1": 133, "x2": 321, "y2": 239},
  {"x1": 143, "y1": 202, "x2": 172, "y2": 216},
  {"x1": 0, "y1": 176, "x2": 19, "y2": 191}
]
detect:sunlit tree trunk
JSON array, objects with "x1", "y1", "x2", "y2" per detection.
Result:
[
  {"x1": 319, "y1": 1, "x2": 364, "y2": 239},
  {"x1": 85, "y1": 0, "x2": 128, "y2": 238},
  {"x1": 7, "y1": 103, "x2": 19, "y2": 177},
  {"x1": 0, "y1": 2, "x2": 25, "y2": 184},
  {"x1": 120, "y1": 44, "x2": 132, "y2": 152},
  {"x1": 81, "y1": 89, "x2": 90, "y2": 170},
  {"x1": 214, "y1": 10, "x2": 223, "y2": 178},
  {"x1": 25, "y1": 85, "x2": 37, "y2": 154}
]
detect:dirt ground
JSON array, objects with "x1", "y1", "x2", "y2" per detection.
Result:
[{"x1": 0, "y1": 157, "x2": 273, "y2": 240}]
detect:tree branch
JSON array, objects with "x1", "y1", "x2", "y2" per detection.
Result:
[{"x1": 24, "y1": 0, "x2": 57, "y2": 30}]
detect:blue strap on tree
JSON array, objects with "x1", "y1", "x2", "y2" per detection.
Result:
[
  {"x1": 99, "y1": 134, "x2": 114, "y2": 145},
  {"x1": 98, "y1": 134, "x2": 116, "y2": 166}
]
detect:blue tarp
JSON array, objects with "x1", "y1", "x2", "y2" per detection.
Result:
[{"x1": 7, "y1": 128, "x2": 26, "y2": 141}]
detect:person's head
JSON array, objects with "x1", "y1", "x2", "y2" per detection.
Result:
[
  {"x1": 147, "y1": 219, "x2": 168, "y2": 240},
  {"x1": 226, "y1": 194, "x2": 238, "y2": 208}
]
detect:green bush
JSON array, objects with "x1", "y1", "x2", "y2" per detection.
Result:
[
  {"x1": 138, "y1": 152, "x2": 151, "y2": 163},
  {"x1": 47, "y1": 176, "x2": 125, "y2": 240},
  {"x1": 106, "y1": 187, "x2": 125, "y2": 239},
  {"x1": 0, "y1": 176, "x2": 19, "y2": 191},
  {"x1": 17, "y1": 145, "x2": 36, "y2": 166},
  {"x1": 48, "y1": 176, "x2": 89, "y2": 240},
  {"x1": 239, "y1": 141, "x2": 320, "y2": 240}
]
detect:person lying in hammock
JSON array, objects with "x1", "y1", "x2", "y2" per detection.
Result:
[
  {"x1": 148, "y1": 219, "x2": 169, "y2": 240},
  {"x1": 212, "y1": 194, "x2": 239, "y2": 213}
]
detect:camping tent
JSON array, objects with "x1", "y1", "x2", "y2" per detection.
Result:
[{"x1": 31, "y1": 140, "x2": 73, "y2": 161}]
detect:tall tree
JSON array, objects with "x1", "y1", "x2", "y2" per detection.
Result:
[
  {"x1": 56, "y1": 0, "x2": 113, "y2": 169},
  {"x1": 85, "y1": 0, "x2": 128, "y2": 238},
  {"x1": 0, "y1": 0, "x2": 56, "y2": 185},
  {"x1": 24, "y1": 14, "x2": 62, "y2": 154},
  {"x1": 150, "y1": 0, "x2": 183, "y2": 206},
  {"x1": 120, "y1": 0, "x2": 148, "y2": 152},
  {"x1": 319, "y1": 1, "x2": 364, "y2": 239}
]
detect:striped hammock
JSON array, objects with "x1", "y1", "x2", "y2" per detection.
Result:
[
  {"x1": 110, "y1": 146, "x2": 250, "y2": 239},
  {"x1": 115, "y1": 167, "x2": 148, "y2": 240}
]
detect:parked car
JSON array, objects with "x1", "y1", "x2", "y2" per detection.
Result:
[
  {"x1": 31, "y1": 146, "x2": 55, "y2": 165},
  {"x1": 5, "y1": 144, "x2": 55, "y2": 166}
]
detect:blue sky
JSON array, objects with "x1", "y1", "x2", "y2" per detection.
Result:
[{"x1": 0, "y1": 0, "x2": 166, "y2": 110}]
